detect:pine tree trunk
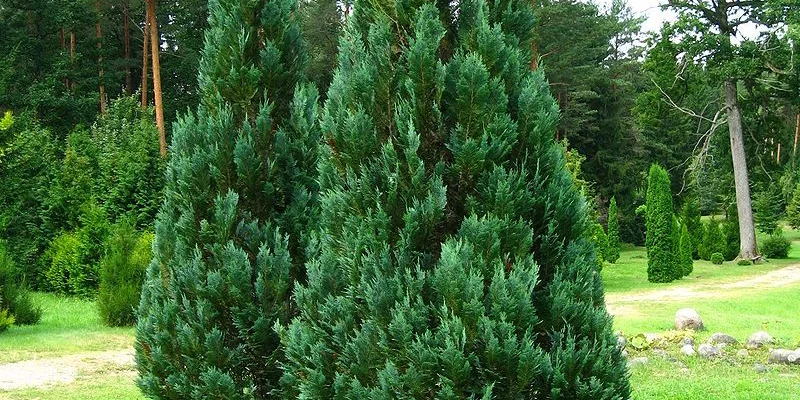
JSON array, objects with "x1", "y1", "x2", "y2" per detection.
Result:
[
  {"x1": 96, "y1": 0, "x2": 106, "y2": 114},
  {"x1": 724, "y1": 79, "x2": 758, "y2": 260},
  {"x1": 146, "y1": 0, "x2": 166, "y2": 155},
  {"x1": 124, "y1": 1, "x2": 131, "y2": 96},
  {"x1": 141, "y1": 6, "x2": 149, "y2": 108},
  {"x1": 61, "y1": 27, "x2": 69, "y2": 89},
  {"x1": 70, "y1": 31, "x2": 76, "y2": 95}
]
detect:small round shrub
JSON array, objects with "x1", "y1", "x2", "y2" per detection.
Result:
[
  {"x1": 98, "y1": 222, "x2": 152, "y2": 326},
  {"x1": 710, "y1": 252, "x2": 724, "y2": 265},
  {"x1": 760, "y1": 229, "x2": 791, "y2": 259},
  {"x1": 737, "y1": 259, "x2": 753, "y2": 266}
]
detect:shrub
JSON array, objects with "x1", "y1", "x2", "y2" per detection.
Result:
[
  {"x1": 760, "y1": 229, "x2": 791, "y2": 259},
  {"x1": 606, "y1": 197, "x2": 621, "y2": 263},
  {"x1": 699, "y1": 219, "x2": 726, "y2": 261},
  {"x1": 98, "y1": 222, "x2": 152, "y2": 326},
  {"x1": 787, "y1": 183, "x2": 800, "y2": 229},
  {"x1": 44, "y1": 232, "x2": 82, "y2": 295},
  {"x1": 711, "y1": 252, "x2": 724, "y2": 265},
  {"x1": 737, "y1": 259, "x2": 753, "y2": 266},
  {"x1": 0, "y1": 307, "x2": 13, "y2": 333},
  {"x1": 0, "y1": 240, "x2": 41, "y2": 325},
  {"x1": 646, "y1": 164, "x2": 677, "y2": 283},
  {"x1": 0, "y1": 124, "x2": 58, "y2": 289},
  {"x1": 590, "y1": 222, "x2": 608, "y2": 263}
]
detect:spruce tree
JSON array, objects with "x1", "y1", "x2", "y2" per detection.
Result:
[
  {"x1": 281, "y1": 0, "x2": 629, "y2": 398},
  {"x1": 699, "y1": 219, "x2": 726, "y2": 261},
  {"x1": 681, "y1": 198, "x2": 702, "y2": 259},
  {"x1": 645, "y1": 164, "x2": 676, "y2": 283},
  {"x1": 678, "y1": 223, "x2": 693, "y2": 277},
  {"x1": 606, "y1": 196, "x2": 620, "y2": 263},
  {"x1": 786, "y1": 183, "x2": 800, "y2": 229},
  {"x1": 135, "y1": 0, "x2": 318, "y2": 397}
]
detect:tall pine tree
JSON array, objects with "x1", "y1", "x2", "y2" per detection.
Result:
[
  {"x1": 135, "y1": 0, "x2": 319, "y2": 397},
  {"x1": 280, "y1": 0, "x2": 629, "y2": 397}
]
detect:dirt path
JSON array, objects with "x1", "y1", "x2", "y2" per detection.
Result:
[
  {"x1": 605, "y1": 264, "x2": 800, "y2": 316},
  {"x1": 0, "y1": 348, "x2": 134, "y2": 391}
]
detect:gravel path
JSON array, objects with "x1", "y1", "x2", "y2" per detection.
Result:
[
  {"x1": 0, "y1": 349, "x2": 134, "y2": 391},
  {"x1": 605, "y1": 264, "x2": 800, "y2": 316}
]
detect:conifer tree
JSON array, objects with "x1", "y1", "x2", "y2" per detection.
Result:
[
  {"x1": 699, "y1": 219, "x2": 726, "y2": 261},
  {"x1": 134, "y1": 0, "x2": 319, "y2": 397},
  {"x1": 681, "y1": 198, "x2": 703, "y2": 259},
  {"x1": 787, "y1": 183, "x2": 800, "y2": 228},
  {"x1": 607, "y1": 196, "x2": 620, "y2": 263},
  {"x1": 678, "y1": 223, "x2": 693, "y2": 277},
  {"x1": 646, "y1": 164, "x2": 676, "y2": 283},
  {"x1": 281, "y1": 0, "x2": 629, "y2": 397}
]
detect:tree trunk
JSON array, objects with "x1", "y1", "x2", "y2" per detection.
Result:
[
  {"x1": 61, "y1": 27, "x2": 69, "y2": 89},
  {"x1": 724, "y1": 80, "x2": 758, "y2": 260},
  {"x1": 146, "y1": 0, "x2": 166, "y2": 155},
  {"x1": 70, "y1": 31, "x2": 76, "y2": 95},
  {"x1": 141, "y1": 5, "x2": 149, "y2": 108},
  {"x1": 96, "y1": 1, "x2": 106, "y2": 114},
  {"x1": 124, "y1": 1, "x2": 131, "y2": 96}
]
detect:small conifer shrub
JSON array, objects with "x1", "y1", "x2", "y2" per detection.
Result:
[
  {"x1": 678, "y1": 224, "x2": 693, "y2": 277},
  {"x1": 98, "y1": 221, "x2": 152, "y2": 326},
  {"x1": 606, "y1": 197, "x2": 621, "y2": 263},
  {"x1": 711, "y1": 252, "x2": 724, "y2": 265},
  {"x1": 760, "y1": 229, "x2": 791, "y2": 259}
]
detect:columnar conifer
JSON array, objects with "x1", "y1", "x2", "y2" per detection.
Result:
[
  {"x1": 280, "y1": 0, "x2": 629, "y2": 397},
  {"x1": 678, "y1": 223, "x2": 693, "y2": 277},
  {"x1": 135, "y1": 0, "x2": 318, "y2": 397},
  {"x1": 607, "y1": 196, "x2": 620, "y2": 263},
  {"x1": 646, "y1": 164, "x2": 676, "y2": 283}
]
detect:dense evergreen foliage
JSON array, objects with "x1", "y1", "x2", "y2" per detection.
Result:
[
  {"x1": 645, "y1": 164, "x2": 677, "y2": 282},
  {"x1": 98, "y1": 221, "x2": 152, "y2": 326},
  {"x1": 135, "y1": 0, "x2": 320, "y2": 397},
  {"x1": 699, "y1": 220, "x2": 727, "y2": 262},
  {"x1": 678, "y1": 223, "x2": 693, "y2": 277},
  {"x1": 281, "y1": 0, "x2": 628, "y2": 397},
  {"x1": 0, "y1": 240, "x2": 42, "y2": 325}
]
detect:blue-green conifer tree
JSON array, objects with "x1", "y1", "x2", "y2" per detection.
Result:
[
  {"x1": 281, "y1": 0, "x2": 629, "y2": 397},
  {"x1": 134, "y1": 0, "x2": 319, "y2": 397}
]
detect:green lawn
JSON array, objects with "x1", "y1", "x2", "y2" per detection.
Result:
[
  {"x1": 0, "y1": 293, "x2": 142, "y2": 400},
  {"x1": 603, "y1": 234, "x2": 800, "y2": 400}
]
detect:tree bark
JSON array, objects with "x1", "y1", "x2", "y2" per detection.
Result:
[
  {"x1": 96, "y1": 0, "x2": 106, "y2": 114},
  {"x1": 141, "y1": 5, "x2": 149, "y2": 108},
  {"x1": 146, "y1": 0, "x2": 166, "y2": 155},
  {"x1": 124, "y1": 1, "x2": 131, "y2": 96},
  {"x1": 70, "y1": 31, "x2": 76, "y2": 95},
  {"x1": 724, "y1": 80, "x2": 758, "y2": 260},
  {"x1": 61, "y1": 27, "x2": 69, "y2": 89}
]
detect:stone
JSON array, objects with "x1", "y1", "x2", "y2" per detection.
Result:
[
  {"x1": 680, "y1": 344, "x2": 696, "y2": 356},
  {"x1": 681, "y1": 336, "x2": 695, "y2": 346},
  {"x1": 737, "y1": 349, "x2": 749, "y2": 357},
  {"x1": 621, "y1": 350, "x2": 629, "y2": 358},
  {"x1": 698, "y1": 343, "x2": 722, "y2": 358},
  {"x1": 628, "y1": 357, "x2": 649, "y2": 367},
  {"x1": 617, "y1": 335, "x2": 627, "y2": 350},
  {"x1": 675, "y1": 308, "x2": 704, "y2": 331},
  {"x1": 652, "y1": 349, "x2": 677, "y2": 362},
  {"x1": 754, "y1": 363, "x2": 768, "y2": 373},
  {"x1": 746, "y1": 331, "x2": 774, "y2": 349},
  {"x1": 768, "y1": 349, "x2": 800, "y2": 365},
  {"x1": 710, "y1": 333, "x2": 738, "y2": 345},
  {"x1": 644, "y1": 333, "x2": 662, "y2": 343}
]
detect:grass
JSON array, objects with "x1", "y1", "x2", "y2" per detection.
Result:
[
  {"x1": 603, "y1": 229, "x2": 800, "y2": 400},
  {"x1": 0, "y1": 292, "x2": 141, "y2": 399}
]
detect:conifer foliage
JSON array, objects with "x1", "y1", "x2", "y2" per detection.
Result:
[
  {"x1": 281, "y1": 0, "x2": 629, "y2": 398},
  {"x1": 645, "y1": 164, "x2": 677, "y2": 282},
  {"x1": 607, "y1": 196, "x2": 620, "y2": 263},
  {"x1": 134, "y1": 0, "x2": 319, "y2": 397}
]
